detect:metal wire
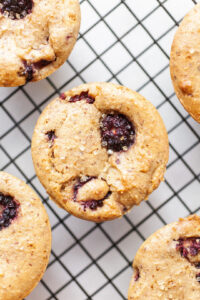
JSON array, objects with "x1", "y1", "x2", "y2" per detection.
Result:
[{"x1": 1, "y1": 0, "x2": 200, "y2": 299}]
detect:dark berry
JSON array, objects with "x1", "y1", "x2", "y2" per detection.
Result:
[
  {"x1": 3, "y1": 213, "x2": 10, "y2": 221},
  {"x1": 196, "y1": 273, "x2": 200, "y2": 283},
  {"x1": 1, "y1": 195, "x2": 11, "y2": 205},
  {"x1": 66, "y1": 35, "x2": 73, "y2": 42},
  {"x1": 135, "y1": 268, "x2": 140, "y2": 281},
  {"x1": 176, "y1": 238, "x2": 200, "y2": 259},
  {"x1": 196, "y1": 263, "x2": 200, "y2": 269},
  {"x1": 4, "y1": 220, "x2": 10, "y2": 227},
  {"x1": 123, "y1": 206, "x2": 128, "y2": 213},
  {"x1": 190, "y1": 247, "x2": 199, "y2": 256},
  {"x1": 60, "y1": 93, "x2": 66, "y2": 100},
  {"x1": 46, "y1": 130, "x2": 56, "y2": 143},
  {"x1": 7, "y1": 200, "x2": 16, "y2": 208},
  {"x1": 21, "y1": 62, "x2": 34, "y2": 83},
  {"x1": 73, "y1": 177, "x2": 111, "y2": 211},
  {"x1": 0, "y1": 193, "x2": 19, "y2": 230},
  {"x1": 69, "y1": 91, "x2": 95, "y2": 104},
  {"x1": 81, "y1": 191, "x2": 111, "y2": 211},
  {"x1": 100, "y1": 113, "x2": 135, "y2": 152},
  {"x1": 73, "y1": 176, "x2": 95, "y2": 201},
  {"x1": 19, "y1": 58, "x2": 54, "y2": 83},
  {"x1": 0, "y1": 0, "x2": 33, "y2": 19},
  {"x1": 0, "y1": 219, "x2": 5, "y2": 226},
  {"x1": 82, "y1": 199, "x2": 103, "y2": 211},
  {"x1": 3, "y1": 208, "x2": 10, "y2": 216},
  {"x1": 9, "y1": 208, "x2": 16, "y2": 218},
  {"x1": 33, "y1": 59, "x2": 54, "y2": 69}
]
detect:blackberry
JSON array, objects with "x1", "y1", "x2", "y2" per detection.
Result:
[
  {"x1": 81, "y1": 191, "x2": 111, "y2": 211},
  {"x1": 0, "y1": 192, "x2": 19, "y2": 230},
  {"x1": 73, "y1": 176, "x2": 95, "y2": 201},
  {"x1": 20, "y1": 59, "x2": 54, "y2": 83},
  {"x1": 0, "y1": 0, "x2": 33, "y2": 19},
  {"x1": 23, "y1": 62, "x2": 34, "y2": 83},
  {"x1": 176, "y1": 238, "x2": 200, "y2": 258},
  {"x1": 82, "y1": 199, "x2": 104, "y2": 211},
  {"x1": 73, "y1": 178, "x2": 111, "y2": 211},
  {"x1": 33, "y1": 59, "x2": 53, "y2": 69},
  {"x1": 46, "y1": 130, "x2": 56, "y2": 143},
  {"x1": 100, "y1": 113, "x2": 135, "y2": 152},
  {"x1": 69, "y1": 91, "x2": 95, "y2": 104}
]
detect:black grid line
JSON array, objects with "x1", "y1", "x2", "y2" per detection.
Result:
[{"x1": 1, "y1": 0, "x2": 200, "y2": 299}]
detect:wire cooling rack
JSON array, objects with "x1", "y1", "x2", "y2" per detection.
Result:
[{"x1": 1, "y1": 0, "x2": 200, "y2": 299}]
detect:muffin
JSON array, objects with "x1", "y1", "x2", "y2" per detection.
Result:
[
  {"x1": 128, "y1": 215, "x2": 200, "y2": 300},
  {"x1": 170, "y1": 3, "x2": 200, "y2": 122},
  {"x1": 0, "y1": 171, "x2": 51, "y2": 300},
  {"x1": 32, "y1": 82, "x2": 169, "y2": 222},
  {"x1": 0, "y1": 0, "x2": 80, "y2": 86}
]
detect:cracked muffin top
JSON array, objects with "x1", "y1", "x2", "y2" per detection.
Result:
[
  {"x1": 170, "y1": 3, "x2": 200, "y2": 123},
  {"x1": 128, "y1": 215, "x2": 200, "y2": 300},
  {"x1": 31, "y1": 82, "x2": 169, "y2": 222},
  {"x1": 0, "y1": 0, "x2": 80, "y2": 86},
  {"x1": 0, "y1": 171, "x2": 51, "y2": 300}
]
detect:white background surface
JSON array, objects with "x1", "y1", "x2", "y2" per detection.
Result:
[{"x1": 1, "y1": 0, "x2": 200, "y2": 299}]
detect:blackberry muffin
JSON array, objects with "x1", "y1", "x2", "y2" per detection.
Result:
[
  {"x1": 32, "y1": 82, "x2": 169, "y2": 222},
  {"x1": 128, "y1": 215, "x2": 200, "y2": 300},
  {"x1": 0, "y1": 171, "x2": 51, "y2": 300},
  {"x1": 170, "y1": 3, "x2": 200, "y2": 122},
  {"x1": 0, "y1": 0, "x2": 80, "y2": 86}
]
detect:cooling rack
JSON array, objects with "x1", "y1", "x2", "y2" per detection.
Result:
[{"x1": 1, "y1": 0, "x2": 200, "y2": 299}]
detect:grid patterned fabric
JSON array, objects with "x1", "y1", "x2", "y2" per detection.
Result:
[{"x1": 1, "y1": 0, "x2": 200, "y2": 299}]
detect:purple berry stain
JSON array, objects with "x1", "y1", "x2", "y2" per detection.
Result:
[
  {"x1": 176, "y1": 238, "x2": 200, "y2": 258},
  {"x1": 46, "y1": 130, "x2": 56, "y2": 149},
  {"x1": 0, "y1": 193, "x2": 19, "y2": 229},
  {"x1": 20, "y1": 59, "x2": 54, "y2": 83},
  {"x1": 82, "y1": 199, "x2": 103, "y2": 211},
  {"x1": 176, "y1": 237, "x2": 200, "y2": 283},
  {"x1": 196, "y1": 273, "x2": 200, "y2": 283},
  {"x1": 0, "y1": 0, "x2": 33, "y2": 19},
  {"x1": 46, "y1": 130, "x2": 56, "y2": 144},
  {"x1": 196, "y1": 263, "x2": 200, "y2": 269},
  {"x1": 134, "y1": 268, "x2": 140, "y2": 281},
  {"x1": 23, "y1": 62, "x2": 34, "y2": 83},
  {"x1": 100, "y1": 113, "x2": 135, "y2": 152},
  {"x1": 73, "y1": 177, "x2": 111, "y2": 211},
  {"x1": 66, "y1": 35, "x2": 73, "y2": 42},
  {"x1": 60, "y1": 93, "x2": 66, "y2": 100},
  {"x1": 33, "y1": 59, "x2": 54, "y2": 69},
  {"x1": 69, "y1": 91, "x2": 95, "y2": 104},
  {"x1": 81, "y1": 191, "x2": 111, "y2": 211},
  {"x1": 73, "y1": 176, "x2": 95, "y2": 202}
]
